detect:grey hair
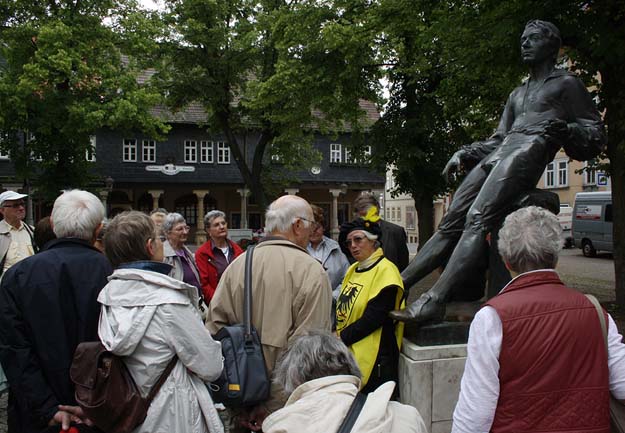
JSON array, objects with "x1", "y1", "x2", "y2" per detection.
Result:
[
  {"x1": 274, "y1": 330, "x2": 361, "y2": 395},
  {"x1": 51, "y1": 190, "x2": 104, "y2": 240},
  {"x1": 265, "y1": 195, "x2": 312, "y2": 233},
  {"x1": 162, "y1": 212, "x2": 186, "y2": 233},
  {"x1": 353, "y1": 192, "x2": 380, "y2": 214},
  {"x1": 204, "y1": 210, "x2": 226, "y2": 227},
  {"x1": 352, "y1": 229, "x2": 381, "y2": 249},
  {"x1": 497, "y1": 206, "x2": 562, "y2": 273}
]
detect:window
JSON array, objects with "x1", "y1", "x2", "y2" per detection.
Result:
[
  {"x1": 406, "y1": 206, "x2": 416, "y2": 230},
  {"x1": 557, "y1": 160, "x2": 568, "y2": 186},
  {"x1": 330, "y1": 143, "x2": 342, "y2": 163},
  {"x1": 142, "y1": 139, "x2": 156, "y2": 163},
  {"x1": 0, "y1": 133, "x2": 9, "y2": 160},
  {"x1": 123, "y1": 138, "x2": 137, "y2": 162},
  {"x1": 584, "y1": 162, "x2": 596, "y2": 185},
  {"x1": 397, "y1": 207, "x2": 402, "y2": 222},
  {"x1": 363, "y1": 145, "x2": 372, "y2": 159},
  {"x1": 184, "y1": 140, "x2": 197, "y2": 163},
  {"x1": 605, "y1": 204, "x2": 613, "y2": 223},
  {"x1": 344, "y1": 148, "x2": 352, "y2": 163},
  {"x1": 217, "y1": 141, "x2": 230, "y2": 164},
  {"x1": 86, "y1": 136, "x2": 96, "y2": 162},
  {"x1": 544, "y1": 159, "x2": 568, "y2": 188},
  {"x1": 174, "y1": 194, "x2": 198, "y2": 226},
  {"x1": 200, "y1": 141, "x2": 213, "y2": 163}
]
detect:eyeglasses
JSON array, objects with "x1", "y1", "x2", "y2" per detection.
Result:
[
  {"x1": 297, "y1": 216, "x2": 315, "y2": 226},
  {"x1": 173, "y1": 225, "x2": 191, "y2": 232},
  {"x1": 344, "y1": 235, "x2": 367, "y2": 248},
  {"x1": 2, "y1": 201, "x2": 25, "y2": 209}
]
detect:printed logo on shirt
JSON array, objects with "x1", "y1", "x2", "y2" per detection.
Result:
[{"x1": 336, "y1": 281, "x2": 363, "y2": 331}]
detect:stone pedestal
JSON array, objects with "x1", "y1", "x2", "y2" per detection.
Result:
[{"x1": 399, "y1": 340, "x2": 467, "y2": 433}]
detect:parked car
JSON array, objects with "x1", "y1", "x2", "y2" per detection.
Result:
[{"x1": 572, "y1": 191, "x2": 613, "y2": 257}]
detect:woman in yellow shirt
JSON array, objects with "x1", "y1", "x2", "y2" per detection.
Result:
[{"x1": 336, "y1": 208, "x2": 405, "y2": 395}]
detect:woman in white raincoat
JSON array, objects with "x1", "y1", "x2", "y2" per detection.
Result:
[{"x1": 98, "y1": 211, "x2": 224, "y2": 433}]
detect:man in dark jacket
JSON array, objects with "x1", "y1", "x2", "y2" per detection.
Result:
[
  {"x1": 0, "y1": 189, "x2": 113, "y2": 433},
  {"x1": 352, "y1": 193, "x2": 409, "y2": 272}
]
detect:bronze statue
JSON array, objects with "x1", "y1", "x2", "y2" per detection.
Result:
[{"x1": 391, "y1": 20, "x2": 606, "y2": 323}]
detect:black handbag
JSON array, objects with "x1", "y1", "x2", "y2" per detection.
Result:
[{"x1": 210, "y1": 245, "x2": 270, "y2": 407}]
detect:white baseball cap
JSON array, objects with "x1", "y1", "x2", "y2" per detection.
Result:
[{"x1": 0, "y1": 191, "x2": 28, "y2": 207}]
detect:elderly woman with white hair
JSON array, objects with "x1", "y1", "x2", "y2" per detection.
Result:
[
  {"x1": 195, "y1": 210, "x2": 243, "y2": 303},
  {"x1": 452, "y1": 206, "x2": 625, "y2": 433},
  {"x1": 263, "y1": 331, "x2": 426, "y2": 433},
  {"x1": 336, "y1": 210, "x2": 405, "y2": 396},
  {"x1": 162, "y1": 213, "x2": 204, "y2": 302}
]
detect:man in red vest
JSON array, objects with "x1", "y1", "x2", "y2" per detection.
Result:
[{"x1": 452, "y1": 206, "x2": 625, "y2": 433}]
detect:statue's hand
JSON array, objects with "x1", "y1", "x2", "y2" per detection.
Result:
[
  {"x1": 442, "y1": 150, "x2": 464, "y2": 183},
  {"x1": 544, "y1": 119, "x2": 570, "y2": 144}
]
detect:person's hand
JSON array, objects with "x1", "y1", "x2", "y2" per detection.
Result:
[
  {"x1": 48, "y1": 410, "x2": 73, "y2": 430},
  {"x1": 544, "y1": 119, "x2": 569, "y2": 144},
  {"x1": 50, "y1": 405, "x2": 94, "y2": 429},
  {"x1": 442, "y1": 150, "x2": 465, "y2": 182},
  {"x1": 239, "y1": 405, "x2": 269, "y2": 432}
]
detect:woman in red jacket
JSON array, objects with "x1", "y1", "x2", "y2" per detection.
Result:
[{"x1": 195, "y1": 210, "x2": 243, "y2": 302}]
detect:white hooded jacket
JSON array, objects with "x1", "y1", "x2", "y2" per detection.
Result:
[
  {"x1": 98, "y1": 265, "x2": 224, "y2": 433},
  {"x1": 263, "y1": 375, "x2": 427, "y2": 433}
]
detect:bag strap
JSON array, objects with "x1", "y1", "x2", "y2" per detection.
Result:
[
  {"x1": 336, "y1": 392, "x2": 366, "y2": 433},
  {"x1": 586, "y1": 294, "x2": 608, "y2": 356},
  {"x1": 244, "y1": 245, "x2": 255, "y2": 338},
  {"x1": 146, "y1": 355, "x2": 178, "y2": 403}
]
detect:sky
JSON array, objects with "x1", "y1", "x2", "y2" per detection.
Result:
[{"x1": 138, "y1": 0, "x2": 162, "y2": 10}]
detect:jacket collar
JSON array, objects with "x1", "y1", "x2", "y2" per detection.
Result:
[
  {"x1": 45, "y1": 237, "x2": 100, "y2": 252},
  {"x1": 257, "y1": 236, "x2": 308, "y2": 253},
  {"x1": 499, "y1": 269, "x2": 563, "y2": 295},
  {"x1": 163, "y1": 240, "x2": 190, "y2": 258},
  {"x1": 118, "y1": 261, "x2": 172, "y2": 275}
]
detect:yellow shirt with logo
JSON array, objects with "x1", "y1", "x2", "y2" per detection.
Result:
[{"x1": 336, "y1": 248, "x2": 404, "y2": 386}]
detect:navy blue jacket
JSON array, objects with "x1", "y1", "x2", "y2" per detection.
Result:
[{"x1": 0, "y1": 238, "x2": 112, "y2": 433}]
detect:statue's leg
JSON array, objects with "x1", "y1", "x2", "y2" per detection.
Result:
[
  {"x1": 400, "y1": 164, "x2": 490, "y2": 289},
  {"x1": 392, "y1": 138, "x2": 546, "y2": 323},
  {"x1": 391, "y1": 165, "x2": 489, "y2": 322}
]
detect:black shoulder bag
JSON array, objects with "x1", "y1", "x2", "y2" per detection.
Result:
[
  {"x1": 210, "y1": 245, "x2": 270, "y2": 407},
  {"x1": 337, "y1": 392, "x2": 366, "y2": 433}
]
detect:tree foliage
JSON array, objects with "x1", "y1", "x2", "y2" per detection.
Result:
[
  {"x1": 156, "y1": 0, "x2": 379, "y2": 208},
  {"x1": 0, "y1": 0, "x2": 168, "y2": 199}
]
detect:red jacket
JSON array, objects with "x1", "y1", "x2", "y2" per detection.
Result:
[
  {"x1": 485, "y1": 271, "x2": 609, "y2": 433},
  {"x1": 195, "y1": 239, "x2": 243, "y2": 302}
]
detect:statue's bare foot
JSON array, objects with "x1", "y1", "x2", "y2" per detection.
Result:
[{"x1": 390, "y1": 293, "x2": 445, "y2": 323}]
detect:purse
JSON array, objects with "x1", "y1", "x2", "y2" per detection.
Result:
[
  {"x1": 585, "y1": 294, "x2": 625, "y2": 433},
  {"x1": 210, "y1": 245, "x2": 271, "y2": 407},
  {"x1": 70, "y1": 342, "x2": 177, "y2": 433}
]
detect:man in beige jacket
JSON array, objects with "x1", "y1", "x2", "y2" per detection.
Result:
[{"x1": 207, "y1": 194, "x2": 332, "y2": 432}]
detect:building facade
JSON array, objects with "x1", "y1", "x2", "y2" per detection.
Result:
[{"x1": 0, "y1": 103, "x2": 384, "y2": 244}]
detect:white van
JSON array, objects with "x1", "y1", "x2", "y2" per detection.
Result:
[{"x1": 572, "y1": 191, "x2": 613, "y2": 257}]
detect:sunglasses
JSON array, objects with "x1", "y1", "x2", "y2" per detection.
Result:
[
  {"x1": 2, "y1": 201, "x2": 25, "y2": 209},
  {"x1": 344, "y1": 235, "x2": 367, "y2": 248}
]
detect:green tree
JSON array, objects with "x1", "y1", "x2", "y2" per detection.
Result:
[
  {"x1": 0, "y1": 0, "x2": 168, "y2": 200},
  {"x1": 156, "y1": 0, "x2": 379, "y2": 208}
]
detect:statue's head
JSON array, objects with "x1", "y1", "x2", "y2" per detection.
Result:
[{"x1": 521, "y1": 20, "x2": 561, "y2": 65}]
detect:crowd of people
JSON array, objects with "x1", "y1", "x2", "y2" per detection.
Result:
[
  {"x1": 0, "y1": 189, "x2": 424, "y2": 433},
  {"x1": 0, "y1": 186, "x2": 623, "y2": 433}
]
